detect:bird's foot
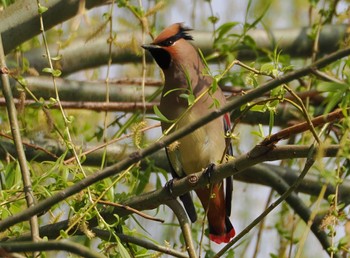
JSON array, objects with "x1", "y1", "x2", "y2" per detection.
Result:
[
  {"x1": 204, "y1": 163, "x2": 216, "y2": 184},
  {"x1": 165, "y1": 178, "x2": 176, "y2": 198}
]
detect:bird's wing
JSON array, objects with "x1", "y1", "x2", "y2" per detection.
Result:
[
  {"x1": 223, "y1": 113, "x2": 233, "y2": 217},
  {"x1": 165, "y1": 147, "x2": 197, "y2": 223}
]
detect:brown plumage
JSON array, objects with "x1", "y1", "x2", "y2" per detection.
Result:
[{"x1": 142, "y1": 23, "x2": 235, "y2": 244}]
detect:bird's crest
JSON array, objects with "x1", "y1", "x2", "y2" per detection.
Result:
[{"x1": 153, "y1": 23, "x2": 193, "y2": 47}]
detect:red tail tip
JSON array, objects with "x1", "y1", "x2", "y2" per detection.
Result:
[{"x1": 209, "y1": 228, "x2": 236, "y2": 244}]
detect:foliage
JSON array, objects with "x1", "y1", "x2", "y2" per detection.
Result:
[{"x1": 0, "y1": 0, "x2": 349, "y2": 258}]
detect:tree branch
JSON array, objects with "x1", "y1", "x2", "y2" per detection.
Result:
[
  {"x1": 0, "y1": 144, "x2": 339, "y2": 233},
  {"x1": 0, "y1": 34, "x2": 40, "y2": 242},
  {"x1": 4, "y1": 145, "x2": 340, "y2": 258},
  {"x1": 0, "y1": 97, "x2": 157, "y2": 112},
  {"x1": 0, "y1": 45, "x2": 349, "y2": 232},
  {"x1": 11, "y1": 76, "x2": 160, "y2": 103},
  {"x1": 0, "y1": 0, "x2": 111, "y2": 55},
  {"x1": 215, "y1": 160, "x2": 337, "y2": 258},
  {"x1": 0, "y1": 240, "x2": 105, "y2": 258},
  {"x1": 166, "y1": 200, "x2": 197, "y2": 258},
  {"x1": 93, "y1": 229, "x2": 190, "y2": 258},
  {"x1": 21, "y1": 25, "x2": 349, "y2": 75}
]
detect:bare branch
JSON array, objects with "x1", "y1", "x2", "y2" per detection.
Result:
[
  {"x1": 166, "y1": 200, "x2": 197, "y2": 258},
  {"x1": 0, "y1": 34, "x2": 40, "y2": 242},
  {"x1": 93, "y1": 229, "x2": 189, "y2": 258},
  {"x1": 0, "y1": 241, "x2": 105, "y2": 258},
  {"x1": 0, "y1": 0, "x2": 111, "y2": 55},
  {"x1": 21, "y1": 25, "x2": 349, "y2": 75},
  {"x1": 0, "y1": 97, "x2": 157, "y2": 112},
  {"x1": 12, "y1": 76, "x2": 160, "y2": 102}
]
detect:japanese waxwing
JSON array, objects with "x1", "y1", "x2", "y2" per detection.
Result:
[{"x1": 142, "y1": 23, "x2": 235, "y2": 244}]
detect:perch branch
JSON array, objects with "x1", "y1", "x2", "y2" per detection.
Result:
[{"x1": 0, "y1": 45, "x2": 349, "y2": 231}]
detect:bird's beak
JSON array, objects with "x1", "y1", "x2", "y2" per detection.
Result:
[{"x1": 141, "y1": 44, "x2": 161, "y2": 50}]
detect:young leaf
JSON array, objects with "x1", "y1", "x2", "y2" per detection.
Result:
[
  {"x1": 215, "y1": 22, "x2": 240, "y2": 41},
  {"x1": 163, "y1": 87, "x2": 188, "y2": 97},
  {"x1": 188, "y1": 94, "x2": 195, "y2": 106},
  {"x1": 152, "y1": 105, "x2": 172, "y2": 123},
  {"x1": 42, "y1": 67, "x2": 62, "y2": 77},
  {"x1": 38, "y1": 3, "x2": 48, "y2": 14}
]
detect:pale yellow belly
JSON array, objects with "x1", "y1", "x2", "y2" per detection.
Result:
[{"x1": 169, "y1": 112, "x2": 226, "y2": 175}]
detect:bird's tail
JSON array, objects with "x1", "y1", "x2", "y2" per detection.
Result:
[
  {"x1": 196, "y1": 183, "x2": 236, "y2": 244},
  {"x1": 209, "y1": 216, "x2": 236, "y2": 244}
]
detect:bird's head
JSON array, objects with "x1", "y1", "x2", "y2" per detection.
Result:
[{"x1": 142, "y1": 23, "x2": 194, "y2": 70}]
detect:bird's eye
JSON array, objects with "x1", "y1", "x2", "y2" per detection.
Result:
[
  {"x1": 164, "y1": 40, "x2": 173, "y2": 46},
  {"x1": 159, "y1": 39, "x2": 175, "y2": 47}
]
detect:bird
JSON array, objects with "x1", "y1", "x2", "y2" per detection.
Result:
[{"x1": 142, "y1": 23, "x2": 235, "y2": 244}]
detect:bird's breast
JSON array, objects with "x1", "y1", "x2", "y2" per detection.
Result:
[{"x1": 165, "y1": 108, "x2": 226, "y2": 176}]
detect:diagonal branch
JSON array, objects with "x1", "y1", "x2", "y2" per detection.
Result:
[
  {"x1": 215, "y1": 146, "x2": 336, "y2": 258},
  {"x1": 260, "y1": 108, "x2": 346, "y2": 146},
  {"x1": 0, "y1": 46, "x2": 349, "y2": 232}
]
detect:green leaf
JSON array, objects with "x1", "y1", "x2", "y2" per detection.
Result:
[
  {"x1": 317, "y1": 82, "x2": 348, "y2": 92},
  {"x1": 17, "y1": 76, "x2": 27, "y2": 86},
  {"x1": 249, "y1": 104, "x2": 267, "y2": 112},
  {"x1": 51, "y1": 55, "x2": 62, "y2": 61},
  {"x1": 208, "y1": 15, "x2": 219, "y2": 24},
  {"x1": 38, "y1": 4, "x2": 48, "y2": 14},
  {"x1": 117, "y1": 241, "x2": 131, "y2": 258},
  {"x1": 242, "y1": 35, "x2": 256, "y2": 49},
  {"x1": 135, "y1": 164, "x2": 151, "y2": 195},
  {"x1": 324, "y1": 91, "x2": 343, "y2": 114},
  {"x1": 211, "y1": 97, "x2": 220, "y2": 108},
  {"x1": 179, "y1": 93, "x2": 189, "y2": 100},
  {"x1": 163, "y1": 87, "x2": 187, "y2": 97},
  {"x1": 59, "y1": 230, "x2": 69, "y2": 238},
  {"x1": 211, "y1": 78, "x2": 218, "y2": 94},
  {"x1": 260, "y1": 63, "x2": 274, "y2": 75},
  {"x1": 152, "y1": 105, "x2": 172, "y2": 123},
  {"x1": 215, "y1": 22, "x2": 240, "y2": 41},
  {"x1": 42, "y1": 67, "x2": 62, "y2": 77},
  {"x1": 187, "y1": 94, "x2": 195, "y2": 106},
  {"x1": 52, "y1": 69, "x2": 62, "y2": 77},
  {"x1": 198, "y1": 48, "x2": 210, "y2": 73}
]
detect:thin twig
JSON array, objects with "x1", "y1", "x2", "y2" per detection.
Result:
[
  {"x1": 97, "y1": 200, "x2": 164, "y2": 223},
  {"x1": 166, "y1": 199, "x2": 197, "y2": 258},
  {"x1": 102, "y1": 1, "x2": 115, "y2": 169},
  {"x1": 283, "y1": 85, "x2": 320, "y2": 143},
  {"x1": 64, "y1": 123, "x2": 159, "y2": 164},
  {"x1": 252, "y1": 189, "x2": 274, "y2": 258},
  {"x1": 0, "y1": 34, "x2": 40, "y2": 242},
  {"x1": 295, "y1": 185, "x2": 327, "y2": 258},
  {"x1": 260, "y1": 108, "x2": 346, "y2": 146},
  {"x1": 93, "y1": 228, "x2": 189, "y2": 258},
  {"x1": 214, "y1": 145, "x2": 318, "y2": 258},
  {"x1": 311, "y1": 69, "x2": 345, "y2": 84},
  {"x1": 0, "y1": 131, "x2": 58, "y2": 159}
]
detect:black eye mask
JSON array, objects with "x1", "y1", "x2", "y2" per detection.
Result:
[{"x1": 158, "y1": 26, "x2": 193, "y2": 47}]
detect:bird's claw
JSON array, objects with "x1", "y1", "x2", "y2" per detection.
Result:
[
  {"x1": 165, "y1": 178, "x2": 176, "y2": 198},
  {"x1": 204, "y1": 163, "x2": 215, "y2": 183}
]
